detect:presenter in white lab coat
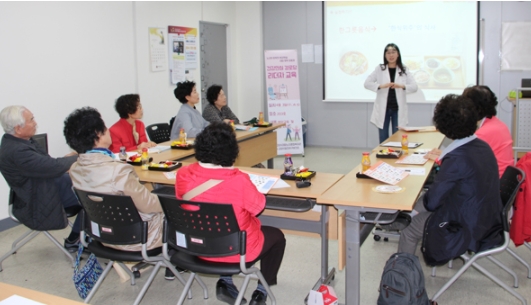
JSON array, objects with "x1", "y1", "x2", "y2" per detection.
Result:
[{"x1": 364, "y1": 43, "x2": 418, "y2": 143}]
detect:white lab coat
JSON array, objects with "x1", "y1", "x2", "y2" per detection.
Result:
[{"x1": 364, "y1": 65, "x2": 418, "y2": 129}]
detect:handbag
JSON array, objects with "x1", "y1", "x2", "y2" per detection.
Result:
[{"x1": 72, "y1": 244, "x2": 103, "y2": 299}]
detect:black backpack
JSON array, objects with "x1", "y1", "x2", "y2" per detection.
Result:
[{"x1": 377, "y1": 252, "x2": 430, "y2": 305}]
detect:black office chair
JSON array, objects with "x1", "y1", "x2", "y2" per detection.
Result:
[
  {"x1": 73, "y1": 188, "x2": 189, "y2": 305},
  {"x1": 430, "y1": 166, "x2": 527, "y2": 305},
  {"x1": 155, "y1": 188, "x2": 276, "y2": 305},
  {"x1": 0, "y1": 133, "x2": 80, "y2": 271},
  {"x1": 145, "y1": 123, "x2": 171, "y2": 144}
]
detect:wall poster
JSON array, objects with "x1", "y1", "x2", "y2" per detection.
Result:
[
  {"x1": 168, "y1": 26, "x2": 198, "y2": 84},
  {"x1": 148, "y1": 27, "x2": 167, "y2": 72}
]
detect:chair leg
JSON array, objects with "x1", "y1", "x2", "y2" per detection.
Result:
[
  {"x1": 525, "y1": 242, "x2": 531, "y2": 251},
  {"x1": 163, "y1": 262, "x2": 194, "y2": 299},
  {"x1": 254, "y1": 271, "x2": 276, "y2": 305},
  {"x1": 132, "y1": 261, "x2": 163, "y2": 305},
  {"x1": 431, "y1": 255, "x2": 478, "y2": 301},
  {"x1": 116, "y1": 262, "x2": 137, "y2": 286},
  {"x1": 12, "y1": 229, "x2": 38, "y2": 249},
  {"x1": 43, "y1": 231, "x2": 75, "y2": 265},
  {"x1": 431, "y1": 259, "x2": 454, "y2": 278},
  {"x1": 84, "y1": 260, "x2": 114, "y2": 304},
  {"x1": 176, "y1": 273, "x2": 196, "y2": 305},
  {"x1": 0, "y1": 231, "x2": 41, "y2": 272},
  {"x1": 487, "y1": 256, "x2": 519, "y2": 288},
  {"x1": 235, "y1": 275, "x2": 252, "y2": 305},
  {"x1": 471, "y1": 261, "x2": 527, "y2": 305},
  {"x1": 506, "y1": 248, "x2": 531, "y2": 279}
]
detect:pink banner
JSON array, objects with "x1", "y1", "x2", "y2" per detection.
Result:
[{"x1": 264, "y1": 50, "x2": 304, "y2": 155}]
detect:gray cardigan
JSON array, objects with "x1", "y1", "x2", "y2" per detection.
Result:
[
  {"x1": 202, "y1": 103, "x2": 240, "y2": 124},
  {"x1": 170, "y1": 103, "x2": 210, "y2": 139}
]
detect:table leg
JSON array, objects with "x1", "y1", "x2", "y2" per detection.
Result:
[
  {"x1": 344, "y1": 208, "x2": 361, "y2": 305},
  {"x1": 267, "y1": 158, "x2": 274, "y2": 169}
]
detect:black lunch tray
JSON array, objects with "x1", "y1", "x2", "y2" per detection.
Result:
[
  {"x1": 280, "y1": 171, "x2": 316, "y2": 180},
  {"x1": 148, "y1": 161, "x2": 182, "y2": 172},
  {"x1": 126, "y1": 157, "x2": 153, "y2": 166}
]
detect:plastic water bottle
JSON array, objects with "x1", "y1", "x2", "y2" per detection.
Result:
[
  {"x1": 141, "y1": 148, "x2": 149, "y2": 170},
  {"x1": 118, "y1": 146, "x2": 127, "y2": 161},
  {"x1": 361, "y1": 152, "x2": 371, "y2": 172},
  {"x1": 283, "y1": 154, "x2": 293, "y2": 175}
]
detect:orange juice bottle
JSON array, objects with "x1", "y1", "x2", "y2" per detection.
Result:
[
  {"x1": 258, "y1": 112, "x2": 264, "y2": 125},
  {"x1": 179, "y1": 128, "x2": 186, "y2": 144},
  {"x1": 401, "y1": 135, "x2": 409, "y2": 154},
  {"x1": 361, "y1": 152, "x2": 371, "y2": 172},
  {"x1": 141, "y1": 148, "x2": 149, "y2": 170},
  {"x1": 230, "y1": 120, "x2": 235, "y2": 130}
]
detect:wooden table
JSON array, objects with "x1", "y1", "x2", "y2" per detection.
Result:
[
  {"x1": 145, "y1": 123, "x2": 283, "y2": 168},
  {"x1": 317, "y1": 130, "x2": 446, "y2": 305},
  {"x1": 0, "y1": 282, "x2": 85, "y2": 304}
]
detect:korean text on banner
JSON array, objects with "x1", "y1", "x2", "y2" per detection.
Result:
[{"x1": 264, "y1": 50, "x2": 304, "y2": 155}]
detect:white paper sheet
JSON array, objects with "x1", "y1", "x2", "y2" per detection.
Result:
[{"x1": 0, "y1": 295, "x2": 45, "y2": 305}]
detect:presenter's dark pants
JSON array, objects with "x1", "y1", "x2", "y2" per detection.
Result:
[
  {"x1": 379, "y1": 108, "x2": 399, "y2": 144},
  {"x1": 54, "y1": 173, "x2": 82, "y2": 234},
  {"x1": 257, "y1": 226, "x2": 286, "y2": 286}
]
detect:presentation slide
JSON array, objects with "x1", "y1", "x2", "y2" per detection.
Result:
[{"x1": 324, "y1": 1, "x2": 478, "y2": 103}]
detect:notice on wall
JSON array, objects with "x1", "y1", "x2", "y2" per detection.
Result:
[
  {"x1": 148, "y1": 28, "x2": 168, "y2": 72},
  {"x1": 264, "y1": 50, "x2": 304, "y2": 156},
  {"x1": 168, "y1": 26, "x2": 198, "y2": 84}
]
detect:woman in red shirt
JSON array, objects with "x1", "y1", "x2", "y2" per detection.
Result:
[
  {"x1": 108, "y1": 94, "x2": 156, "y2": 153},
  {"x1": 175, "y1": 122, "x2": 285, "y2": 305}
]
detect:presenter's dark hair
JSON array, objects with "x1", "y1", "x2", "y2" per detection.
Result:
[
  {"x1": 462, "y1": 85, "x2": 498, "y2": 119},
  {"x1": 206, "y1": 85, "x2": 223, "y2": 105},
  {"x1": 64, "y1": 107, "x2": 107, "y2": 154},
  {"x1": 115, "y1": 94, "x2": 140, "y2": 119},
  {"x1": 380, "y1": 43, "x2": 406, "y2": 75},
  {"x1": 174, "y1": 81, "x2": 196, "y2": 104},
  {"x1": 194, "y1": 122, "x2": 239, "y2": 167},
  {"x1": 433, "y1": 94, "x2": 478, "y2": 140}
]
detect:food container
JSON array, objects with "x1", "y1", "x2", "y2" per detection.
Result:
[{"x1": 148, "y1": 161, "x2": 182, "y2": 171}]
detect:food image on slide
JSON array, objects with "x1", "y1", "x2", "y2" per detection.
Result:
[{"x1": 324, "y1": 1, "x2": 478, "y2": 103}]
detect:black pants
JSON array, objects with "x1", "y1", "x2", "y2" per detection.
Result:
[
  {"x1": 257, "y1": 226, "x2": 286, "y2": 286},
  {"x1": 54, "y1": 173, "x2": 82, "y2": 233}
]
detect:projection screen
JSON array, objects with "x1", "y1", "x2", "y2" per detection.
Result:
[{"x1": 324, "y1": 1, "x2": 478, "y2": 103}]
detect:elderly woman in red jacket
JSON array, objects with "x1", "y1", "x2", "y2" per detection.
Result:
[
  {"x1": 109, "y1": 94, "x2": 156, "y2": 153},
  {"x1": 175, "y1": 122, "x2": 285, "y2": 305}
]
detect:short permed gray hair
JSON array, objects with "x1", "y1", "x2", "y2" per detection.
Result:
[{"x1": 0, "y1": 106, "x2": 28, "y2": 135}]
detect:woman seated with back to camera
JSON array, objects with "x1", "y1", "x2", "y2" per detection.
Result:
[
  {"x1": 108, "y1": 94, "x2": 156, "y2": 153},
  {"x1": 64, "y1": 107, "x2": 164, "y2": 252},
  {"x1": 202, "y1": 84, "x2": 240, "y2": 124},
  {"x1": 425, "y1": 85, "x2": 513, "y2": 177},
  {"x1": 175, "y1": 122, "x2": 286, "y2": 305},
  {"x1": 170, "y1": 80, "x2": 209, "y2": 140}
]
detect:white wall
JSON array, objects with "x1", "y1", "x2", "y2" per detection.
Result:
[{"x1": 0, "y1": 1, "x2": 263, "y2": 220}]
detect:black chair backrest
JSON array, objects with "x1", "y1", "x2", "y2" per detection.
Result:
[
  {"x1": 169, "y1": 117, "x2": 176, "y2": 134},
  {"x1": 32, "y1": 133, "x2": 48, "y2": 153},
  {"x1": 73, "y1": 188, "x2": 147, "y2": 245},
  {"x1": 156, "y1": 190, "x2": 242, "y2": 257},
  {"x1": 146, "y1": 123, "x2": 170, "y2": 144},
  {"x1": 500, "y1": 166, "x2": 526, "y2": 232}
]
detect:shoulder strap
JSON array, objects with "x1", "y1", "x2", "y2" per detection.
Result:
[{"x1": 182, "y1": 179, "x2": 223, "y2": 201}]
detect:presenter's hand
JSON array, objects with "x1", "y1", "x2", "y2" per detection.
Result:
[
  {"x1": 379, "y1": 83, "x2": 394, "y2": 89},
  {"x1": 391, "y1": 83, "x2": 405, "y2": 89},
  {"x1": 223, "y1": 119, "x2": 231, "y2": 124}
]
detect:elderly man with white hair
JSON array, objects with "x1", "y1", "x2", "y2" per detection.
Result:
[{"x1": 0, "y1": 105, "x2": 81, "y2": 252}]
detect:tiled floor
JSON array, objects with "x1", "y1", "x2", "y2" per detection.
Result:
[{"x1": 1, "y1": 146, "x2": 530, "y2": 305}]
